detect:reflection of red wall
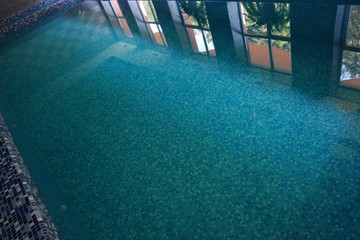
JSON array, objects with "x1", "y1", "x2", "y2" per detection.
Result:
[
  {"x1": 185, "y1": 17, "x2": 192, "y2": 25},
  {"x1": 186, "y1": 28, "x2": 200, "y2": 53},
  {"x1": 248, "y1": 44, "x2": 270, "y2": 69},
  {"x1": 248, "y1": 44, "x2": 292, "y2": 73},
  {"x1": 272, "y1": 47, "x2": 291, "y2": 73},
  {"x1": 341, "y1": 78, "x2": 360, "y2": 89},
  {"x1": 153, "y1": 32, "x2": 162, "y2": 44},
  {"x1": 152, "y1": 32, "x2": 165, "y2": 46},
  {"x1": 119, "y1": 19, "x2": 133, "y2": 38},
  {"x1": 209, "y1": 49, "x2": 216, "y2": 56}
]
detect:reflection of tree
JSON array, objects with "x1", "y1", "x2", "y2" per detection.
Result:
[
  {"x1": 247, "y1": 38, "x2": 290, "y2": 52},
  {"x1": 346, "y1": 5, "x2": 360, "y2": 47},
  {"x1": 272, "y1": 40, "x2": 290, "y2": 52},
  {"x1": 178, "y1": 1, "x2": 209, "y2": 28},
  {"x1": 242, "y1": 2, "x2": 290, "y2": 37},
  {"x1": 141, "y1": 1, "x2": 155, "y2": 22},
  {"x1": 178, "y1": 1, "x2": 213, "y2": 44},
  {"x1": 248, "y1": 37, "x2": 267, "y2": 45},
  {"x1": 341, "y1": 51, "x2": 360, "y2": 79},
  {"x1": 144, "y1": 3, "x2": 153, "y2": 19}
]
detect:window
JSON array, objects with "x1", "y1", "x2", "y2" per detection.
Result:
[
  {"x1": 109, "y1": 0, "x2": 133, "y2": 38},
  {"x1": 239, "y1": 2, "x2": 291, "y2": 73},
  {"x1": 177, "y1": 1, "x2": 216, "y2": 56},
  {"x1": 340, "y1": 5, "x2": 360, "y2": 89},
  {"x1": 136, "y1": 0, "x2": 167, "y2": 46}
]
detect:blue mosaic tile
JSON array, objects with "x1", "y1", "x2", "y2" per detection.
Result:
[
  {"x1": 0, "y1": 1, "x2": 359, "y2": 239},
  {"x1": 0, "y1": 114, "x2": 59, "y2": 240}
]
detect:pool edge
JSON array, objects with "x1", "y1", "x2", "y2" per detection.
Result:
[
  {"x1": 0, "y1": 0, "x2": 83, "y2": 46},
  {"x1": 0, "y1": 113, "x2": 59, "y2": 239}
]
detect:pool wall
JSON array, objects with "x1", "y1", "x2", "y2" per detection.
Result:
[
  {"x1": 0, "y1": 1, "x2": 86, "y2": 239},
  {"x1": 0, "y1": 114, "x2": 59, "y2": 239}
]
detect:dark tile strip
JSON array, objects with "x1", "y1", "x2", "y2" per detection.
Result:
[
  {"x1": 0, "y1": 0, "x2": 60, "y2": 29},
  {"x1": 0, "y1": 2, "x2": 84, "y2": 238},
  {"x1": 0, "y1": 114, "x2": 59, "y2": 239},
  {"x1": 0, "y1": 0, "x2": 82, "y2": 46}
]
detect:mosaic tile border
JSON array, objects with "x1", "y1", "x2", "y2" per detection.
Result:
[
  {"x1": 0, "y1": 0, "x2": 82, "y2": 45},
  {"x1": 0, "y1": 113, "x2": 59, "y2": 240},
  {"x1": 0, "y1": 0, "x2": 60, "y2": 29}
]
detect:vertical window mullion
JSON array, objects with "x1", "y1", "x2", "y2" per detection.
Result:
[
  {"x1": 156, "y1": 24, "x2": 167, "y2": 46},
  {"x1": 201, "y1": 30, "x2": 210, "y2": 55},
  {"x1": 136, "y1": 1, "x2": 152, "y2": 38},
  {"x1": 148, "y1": 0, "x2": 157, "y2": 21},
  {"x1": 267, "y1": 23, "x2": 274, "y2": 70},
  {"x1": 238, "y1": 2, "x2": 249, "y2": 62}
]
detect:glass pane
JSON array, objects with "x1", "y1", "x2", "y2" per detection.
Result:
[
  {"x1": 186, "y1": 28, "x2": 207, "y2": 54},
  {"x1": 158, "y1": 25, "x2": 168, "y2": 47},
  {"x1": 138, "y1": 1, "x2": 156, "y2": 22},
  {"x1": 181, "y1": 11, "x2": 199, "y2": 27},
  {"x1": 241, "y1": 2, "x2": 268, "y2": 36},
  {"x1": 178, "y1": 1, "x2": 209, "y2": 28},
  {"x1": 147, "y1": 23, "x2": 166, "y2": 46},
  {"x1": 118, "y1": 19, "x2": 133, "y2": 38},
  {"x1": 271, "y1": 40, "x2": 291, "y2": 73},
  {"x1": 346, "y1": 5, "x2": 360, "y2": 48},
  {"x1": 270, "y1": 3, "x2": 290, "y2": 37},
  {"x1": 110, "y1": 0, "x2": 123, "y2": 17},
  {"x1": 204, "y1": 30, "x2": 216, "y2": 56},
  {"x1": 247, "y1": 37, "x2": 270, "y2": 69},
  {"x1": 340, "y1": 50, "x2": 360, "y2": 89},
  {"x1": 148, "y1": 1, "x2": 158, "y2": 21}
]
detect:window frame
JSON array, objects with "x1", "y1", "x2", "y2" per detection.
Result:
[
  {"x1": 135, "y1": 0, "x2": 168, "y2": 46},
  {"x1": 237, "y1": 2, "x2": 292, "y2": 74},
  {"x1": 176, "y1": 1, "x2": 216, "y2": 57}
]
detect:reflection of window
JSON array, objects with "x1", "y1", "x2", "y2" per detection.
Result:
[
  {"x1": 341, "y1": 5, "x2": 360, "y2": 89},
  {"x1": 136, "y1": 0, "x2": 167, "y2": 46},
  {"x1": 177, "y1": 1, "x2": 216, "y2": 56},
  {"x1": 346, "y1": 5, "x2": 360, "y2": 48},
  {"x1": 239, "y1": 2, "x2": 291, "y2": 73},
  {"x1": 247, "y1": 37, "x2": 270, "y2": 68},
  {"x1": 109, "y1": 0, "x2": 133, "y2": 38},
  {"x1": 271, "y1": 40, "x2": 291, "y2": 72}
]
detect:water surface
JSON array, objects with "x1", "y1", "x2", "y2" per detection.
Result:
[{"x1": 0, "y1": 1, "x2": 360, "y2": 239}]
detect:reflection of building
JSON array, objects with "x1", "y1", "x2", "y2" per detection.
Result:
[
  {"x1": 177, "y1": 1, "x2": 216, "y2": 56},
  {"x1": 101, "y1": 0, "x2": 134, "y2": 38},
  {"x1": 338, "y1": 5, "x2": 360, "y2": 89},
  {"x1": 109, "y1": 0, "x2": 133, "y2": 38},
  {"x1": 235, "y1": 2, "x2": 292, "y2": 73},
  {"x1": 98, "y1": 0, "x2": 359, "y2": 99},
  {"x1": 136, "y1": 0, "x2": 167, "y2": 46}
]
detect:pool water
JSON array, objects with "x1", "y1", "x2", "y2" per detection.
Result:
[{"x1": 0, "y1": 1, "x2": 360, "y2": 239}]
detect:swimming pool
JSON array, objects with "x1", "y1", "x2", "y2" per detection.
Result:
[{"x1": 0, "y1": 1, "x2": 360, "y2": 239}]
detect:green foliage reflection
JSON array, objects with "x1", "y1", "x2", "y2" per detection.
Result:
[
  {"x1": 178, "y1": 1, "x2": 209, "y2": 28},
  {"x1": 341, "y1": 50, "x2": 360, "y2": 80},
  {"x1": 346, "y1": 5, "x2": 360, "y2": 48},
  {"x1": 242, "y1": 2, "x2": 290, "y2": 37}
]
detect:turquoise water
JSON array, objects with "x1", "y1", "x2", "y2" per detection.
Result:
[{"x1": 1, "y1": 1, "x2": 360, "y2": 239}]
